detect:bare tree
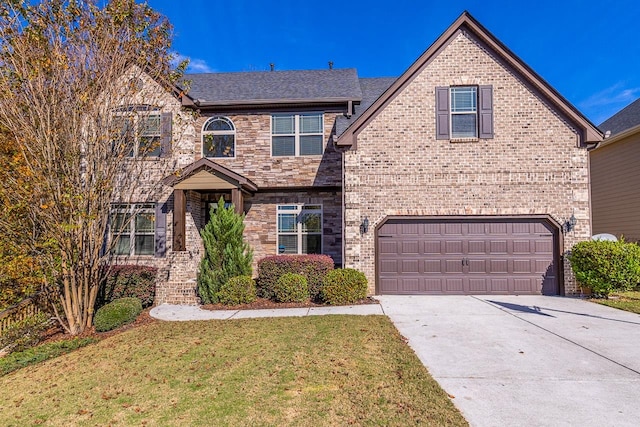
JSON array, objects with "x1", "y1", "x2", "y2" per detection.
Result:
[{"x1": 0, "y1": 0, "x2": 186, "y2": 334}]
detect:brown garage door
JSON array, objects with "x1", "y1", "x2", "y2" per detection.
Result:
[{"x1": 377, "y1": 218, "x2": 559, "y2": 295}]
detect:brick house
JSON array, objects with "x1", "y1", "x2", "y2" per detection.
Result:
[{"x1": 114, "y1": 12, "x2": 601, "y2": 304}]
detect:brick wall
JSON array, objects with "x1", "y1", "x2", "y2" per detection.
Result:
[{"x1": 343, "y1": 31, "x2": 591, "y2": 295}]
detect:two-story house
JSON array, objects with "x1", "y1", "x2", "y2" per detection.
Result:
[{"x1": 114, "y1": 12, "x2": 602, "y2": 304}]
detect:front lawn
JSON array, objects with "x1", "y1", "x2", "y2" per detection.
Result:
[
  {"x1": 591, "y1": 290, "x2": 640, "y2": 314},
  {"x1": 0, "y1": 315, "x2": 466, "y2": 426}
]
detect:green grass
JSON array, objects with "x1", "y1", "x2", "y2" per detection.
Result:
[
  {"x1": 591, "y1": 290, "x2": 640, "y2": 314},
  {"x1": 0, "y1": 337, "x2": 97, "y2": 376},
  {"x1": 0, "y1": 316, "x2": 466, "y2": 426}
]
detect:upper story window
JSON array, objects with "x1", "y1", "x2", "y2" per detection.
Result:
[
  {"x1": 272, "y1": 113, "x2": 324, "y2": 156},
  {"x1": 450, "y1": 87, "x2": 477, "y2": 138},
  {"x1": 113, "y1": 108, "x2": 162, "y2": 157},
  {"x1": 202, "y1": 116, "x2": 235, "y2": 158},
  {"x1": 436, "y1": 85, "x2": 493, "y2": 140}
]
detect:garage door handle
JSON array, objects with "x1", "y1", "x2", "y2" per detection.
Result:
[{"x1": 378, "y1": 235, "x2": 393, "y2": 238}]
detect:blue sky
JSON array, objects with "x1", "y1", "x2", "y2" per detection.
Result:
[{"x1": 147, "y1": 0, "x2": 640, "y2": 125}]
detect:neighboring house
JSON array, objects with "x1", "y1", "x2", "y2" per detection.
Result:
[
  {"x1": 115, "y1": 12, "x2": 601, "y2": 304},
  {"x1": 590, "y1": 98, "x2": 640, "y2": 241}
]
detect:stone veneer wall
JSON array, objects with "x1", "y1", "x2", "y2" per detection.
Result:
[{"x1": 343, "y1": 31, "x2": 591, "y2": 295}]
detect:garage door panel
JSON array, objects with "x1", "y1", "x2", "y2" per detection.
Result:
[
  {"x1": 490, "y1": 259, "x2": 508, "y2": 273},
  {"x1": 468, "y1": 259, "x2": 486, "y2": 273},
  {"x1": 513, "y1": 240, "x2": 531, "y2": 254},
  {"x1": 490, "y1": 278, "x2": 509, "y2": 292},
  {"x1": 378, "y1": 240, "x2": 398, "y2": 254},
  {"x1": 513, "y1": 259, "x2": 533, "y2": 273},
  {"x1": 401, "y1": 259, "x2": 420, "y2": 274},
  {"x1": 424, "y1": 260, "x2": 442, "y2": 273},
  {"x1": 424, "y1": 279, "x2": 444, "y2": 292},
  {"x1": 400, "y1": 278, "x2": 420, "y2": 292},
  {"x1": 402, "y1": 240, "x2": 420, "y2": 254},
  {"x1": 379, "y1": 260, "x2": 398, "y2": 274},
  {"x1": 445, "y1": 259, "x2": 463, "y2": 273},
  {"x1": 445, "y1": 240, "x2": 463, "y2": 254},
  {"x1": 378, "y1": 218, "x2": 558, "y2": 295},
  {"x1": 445, "y1": 279, "x2": 464, "y2": 293},
  {"x1": 468, "y1": 240, "x2": 486, "y2": 254}
]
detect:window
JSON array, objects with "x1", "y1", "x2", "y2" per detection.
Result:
[
  {"x1": 272, "y1": 113, "x2": 324, "y2": 156},
  {"x1": 277, "y1": 204, "x2": 322, "y2": 254},
  {"x1": 436, "y1": 85, "x2": 493, "y2": 140},
  {"x1": 450, "y1": 87, "x2": 477, "y2": 138},
  {"x1": 112, "y1": 109, "x2": 162, "y2": 157},
  {"x1": 111, "y1": 204, "x2": 155, "y2": 256},
  {"x1": 202, "y1": 117, "x2": 235, "y2": 158}
]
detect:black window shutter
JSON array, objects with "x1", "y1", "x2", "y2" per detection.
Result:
[
  {"x1": 160, "y1": 112, "x2": 172, "y2": 158},
  {"x1": 155, "y1": 202, "x2": 167, "y2": 257},
  {"x1": 479, "y1": 85, "x2": 494, "y2": 139},
  {"x1": 435, "y1": 87, "x2": 450, "y2": 140}
]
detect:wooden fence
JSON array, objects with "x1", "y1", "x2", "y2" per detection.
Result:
[{"x1": 0, "y1": 293, "x2": 48, "y2": 336}]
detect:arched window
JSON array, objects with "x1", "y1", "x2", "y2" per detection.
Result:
[{"x1": 202, "y1": 116, "x2": 235, "y2": 158}]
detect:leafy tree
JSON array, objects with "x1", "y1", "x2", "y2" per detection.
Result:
[
  {"x1": 197, "y1": 198, "x2": 253, "y2": 304},
  {"x1": 0, "y1": 0, "x2": 185, "y2": 334}
]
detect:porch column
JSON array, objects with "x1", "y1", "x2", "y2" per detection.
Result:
[
  {"x1": 173, "y1": 189, "x2": 186, "y2": 251},
  {"x1": 232, "y1": 187, "x2": 244, "y2": 215}
]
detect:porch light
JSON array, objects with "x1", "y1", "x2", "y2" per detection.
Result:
[
  {"x1": 564, "y1": 213, "x2": 577, "y2": 233},
  {"x1": 360, "y1": 217, "x2": 369, "y2": 234}
]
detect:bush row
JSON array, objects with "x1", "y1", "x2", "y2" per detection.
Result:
[
  {"x1": 98, "y1": 265, "x2": 157, "y2": 308},
  {"x1": 569, "y1": 239, "x2": 640, "y2": 297},
  {"x1": 257, "y1": 255, "x2": 334, "y2": 301}
]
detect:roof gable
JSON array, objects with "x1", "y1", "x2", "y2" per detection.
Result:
[{"x1": 336, "y1": 11, "x2": 602, "y2": 146}]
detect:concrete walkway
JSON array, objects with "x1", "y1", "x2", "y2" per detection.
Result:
[
  {"x1": 150, "y1": 302, "x2": 384, "y2": 321},
  {"x1": 377, "y1": 295, "x2": 640, "y2": 427}
]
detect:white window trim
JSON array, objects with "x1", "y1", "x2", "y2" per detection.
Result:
[
  {"x1": 111, "y1": 203, "x2": 155, "y2": 256},
  {"x1": 113, "y1": 110, "x2": 162, "y2": 157},
  {"x1": 276, "y1": 204, "x2": 323, "y2": 254},
  {"x1": 201, "y1": 116, "x2": 236, "y2": 159},
  {"x1": 449, "y1": 86, "x2": 478, "y2": 140},
  {"x1": 271, "y1": 113, "x2": 324, "y2": 157}
]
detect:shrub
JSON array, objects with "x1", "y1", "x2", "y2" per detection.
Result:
[
  {"x1": 98, "y1": 265, "x2": 157, "y2": 308},
  {"x1": 217, "y1": 276, "x2": 257, "y2": 305},
  {"x1": 568, "y1": 239, "x2": 640, "y2": 297},
  {"x1": 273, "y1": 273, "x2": 309, "y2": 303},
  {"x1": 198, "y1": 198, "x2": 253, "y2": 304},
  {"x1": 0, "y1": 312, "x2": 49, "y2": 354},
  {"x1": 93, "y1": 297, "x2": 142, "y2": 332},
  {"x1": 320, "y1": 268, "x2": 368, "y2": 305},
  {"x1": 257, "y1": 255, "x2": 334, "y2": 301}
]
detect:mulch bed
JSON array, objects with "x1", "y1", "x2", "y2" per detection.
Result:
[
  {"x1": 201, "y1": 296, "x2": 379, "y2": 311},
  {"x1": 40, "y1": 308, "x2": 157, "y2": 345}
]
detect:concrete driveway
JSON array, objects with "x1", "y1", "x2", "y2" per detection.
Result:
[{"x1": 377, "y1": 295, "x2": 640, "y2": 427}]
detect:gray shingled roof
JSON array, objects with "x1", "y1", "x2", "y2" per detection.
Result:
[
  {"x1": 335, "y1": 77, "x2": 397, "y2": 136},
  {"x1": 599, "y1": 98, "x2": 640, "y2": 136},
  {"x1": 181, "y1": 68, "x2": 362, "y2": 105}
]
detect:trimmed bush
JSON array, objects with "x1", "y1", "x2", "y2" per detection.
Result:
[
  {"x1": 98, "y1": 265, "x2": 157, "y2": 308},
  {"x1": 320, "y1": 268, "x2": 368, "y2": 305},
  {"x1": 198, "y1": 198, "x2": 253, "y2": 304},
  {"x1": 94, "y1": 297, "x2": 142, "y2": 332},
  {"x1": 273, "y1": 273, "x2": 309, "y2": 303},
  {"x1": 257, "y1": 255, "x2": 334, "y2": 301},
  {"x1": 568, "y1": 239, "x2": 640, "y2": 297},
  {"x1": 0, "y1": 312, "x2": 49, "y2": 354},
  {"x1": 218, "y1": 276, "x2": 257, "y2": 305}
]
